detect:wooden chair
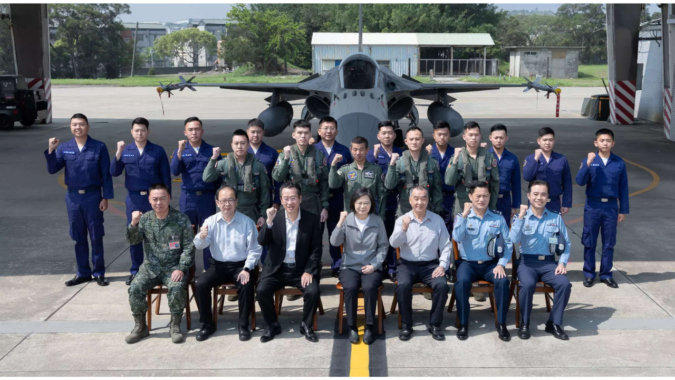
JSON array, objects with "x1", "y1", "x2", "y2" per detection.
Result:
[
  {"x1": 509, "y1": 247, "x2": 555, "y2": 328},
  {"x1": 335, "y1": 245, "x2": 386, "y2": 335},
  {"x1": 147, "y1": 265, "x2": 195, "y2": 330},
  {"x1": 212, "y1": 267, "x2": 260, "y2": 330},
  {"x1": 446, "y1": 239, "x2": 498, "y2": 328},
  {"x1": 274, "y1": 288, "x2": 325, "y2": 330},
  {"x1": 389, "y1": 248, "x2": 435, "y2": 329}
]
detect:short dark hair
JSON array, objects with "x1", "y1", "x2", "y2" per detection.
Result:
[
  {"x1": 433, "y1": 120, "x2": 450, "y2": 131},
  {"x1": 149, "y1": 183, "x2": 171, "y2": 196},
  {"x1": 349, "y1": 187, "x2": 376, "y2": 214},
  {"x1": 595, "y1": 128, "x2": 614, "y2": 140},
  {"x1": 490, "y1": 123, "x2": 507, "y2": 135},
  {"x1": 468, "y1": 181, "x2": 489, "y2": 194},
  {"x1": 131, "y1": 117, "x2": 149, "y2": 129},
  {"x1": 463, "y1": 121, "x2": 480, "y2": 132},
  {"x1": 71, "y1": 113, "x2": 89, "y2": 124},
  {"x1": 280, "y1": 181, "x2": 301, "y2": 196},
  {"x1": 319, "y1": 116, "x2": 338, "y2": 129},
  {"x1": 538, "y1": 127, "x2": 555, "y2": 138},
  {"x1": 405, "y1": 126, "x2": 424, "y2": 138},
  {"x1": 351, "y1": 136, "x2": 368, "y2": 148},
  {"x1": 377, "y1": 120, "x2": 395, "y2": 131},
  {"x1": 247, "y1": 118, "x2": 264, "y2": 130},
  {"x1": 293, "y1": 119, "x2": 311, "y2": 131},
  {"x1": 216, "y1": 185, "x2": 238, "y2": 200},
  {"x1": 528, "y1": 179, "x2": 550, "y2": 193},
  {"x1": 232, "y1": 129, "x2": 249, "y2": 141},
  {"x1": 184, "y1": 116, "x2": 203, "y2": 128},
  {"x1": 409, "y1": 185, "x2": 428, "y2": 197}
]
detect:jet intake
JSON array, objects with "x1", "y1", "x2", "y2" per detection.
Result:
[
  {"x1": 427, "y1": 101, "x2": 464, "y2": 137},
  {"x1": 305, "y1": 96, "x2": 330, "y2": 119},
  {"x1": 259, "y1": 101, "x2": 293, "y2": 137},
  {"x1": 387, "y1": 96, "x2": 414, "y2": 121}
]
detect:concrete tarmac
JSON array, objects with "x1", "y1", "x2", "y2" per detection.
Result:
[{"x1": 0, "y1": 85, "x2": 673, "y2": 376}]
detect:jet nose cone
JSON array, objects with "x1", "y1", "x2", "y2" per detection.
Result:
[{"x1": 336, "y1": 112, "x2": 381, "y2": 148}]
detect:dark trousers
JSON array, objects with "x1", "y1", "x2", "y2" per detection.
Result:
[
  {"x1": 322, "y1": 208, "x2": 342, "y2": 272},
  {"x1": 384, "y1": 206, "x2": 397, "y2": 275},
  {"x1": 194, "y1": 259, "x2": 253, "y2": 328},
  {"x1": 340, "y1": 268, "x2": 384, "y2": 330},
  {"x1": 517, "y1": 258, "x2": 572, "y2": 326},
  {"x1": 396, "y1": 259, "x2": 448, "y2": 329},
  {"x1": 125, "y1": 193, "x2": 152, "y2": 275},
  {"x1": 455, "y1": 259, "x2": 510, "y2": 325},
  {"x1": 256, "y1": 267, "x2": 320, "y2": 327},
  {"x1": 582, "y1": 199, "x2": 618, "y2": 280},
  {"x1": 441, "y1": 192, "x2": 455, "y2": 235},
  {"x1": 496, "y1": 193, "x2": 512, "y2": 228},
  {"x1": 65, "y1": 191, "x2": 105, "y2": 277}
]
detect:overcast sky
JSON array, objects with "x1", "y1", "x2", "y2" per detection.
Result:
[{"x1": 118, "y1": 3, "x2": 659, "y2": 23}]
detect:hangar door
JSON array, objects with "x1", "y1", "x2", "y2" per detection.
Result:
[{"x1": 551, "y1": 50, "x2": 566, "y2": 78}]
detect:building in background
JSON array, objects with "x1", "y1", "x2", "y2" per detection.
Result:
[
  {"x1": 122, "y1": 23, "x2": 170, "y2": 68},
  {"x1": 507, "y1": 46, "x2": 581, "y2": 79}
]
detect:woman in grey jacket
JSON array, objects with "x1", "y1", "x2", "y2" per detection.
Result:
[{"x1": 330, "y1": 187, "x2": 389, "y2": 345}]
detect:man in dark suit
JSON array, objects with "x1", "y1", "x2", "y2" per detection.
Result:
[{"x1": 256, "y1": 181, "x2": 322, "y2": 343}]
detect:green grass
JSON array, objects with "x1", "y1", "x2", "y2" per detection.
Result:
[{"x1": 458, "y1": 64, "x2": 608, "y2": 87}]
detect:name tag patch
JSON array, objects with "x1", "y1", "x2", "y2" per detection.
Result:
[
  {"x1": 591, "y1": 164, "x2": 600, "y2": 167},
  {"x1": 63, "y1": 150, "x2": 76, "y2": 155},
  {"x1": 123, "y1": 154, "x2": 135, "y2": 157},
  {"x1": 169, "y1": 241, "x2": 180, "y2": 249},
  {"x1": 364, "y1": 171, "x2": 374, "y2": 179},
  {"x1": 182, "y1": 154, "x2": 193, "y2": 157}
]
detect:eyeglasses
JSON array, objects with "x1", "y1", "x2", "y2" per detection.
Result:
[
  {"x1": 355, "y1": 202, "x2": 371, "y2": 207},
  {"x1": 217, "y1": 198, "x2": 236, "y2": 204},
  {"x1": 321, "y1": 127, "x2": 337, "y2": 132}
]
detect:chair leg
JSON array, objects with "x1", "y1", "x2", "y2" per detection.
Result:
[
  {"x1": 212, "y1": 288, "x2": 218, "y2": 329},
  {"x1": 218, "y1": 294, "x2": 225, "y2": 315},
  {"x1": 147, "y1": 292, "x2": 153, "y2": 330},
  {"x1": 389, "y1": 293, "x2": 398, "y2": 314},
  {"x1": 447, "y1": 288, "x2": 456, "y2": 313},
  {"x1": 545, "y1": 291, "x2": 553, "y2": 312},
  {"x1": 318, "y1": 298, "x2": 325, "y2": 315},
  {"x1": 190, "y1": 281, "x2": 200, "y2": 314},
  {"x1": 185, "y1": 285, "x2": 192, "y2": 331},
  {"x1": 377, "y1": 289, "x2": 383, "y2": 335},
  {"x1": 337, "y1": 290, "x2": 344, "y2": 335},
  {"x1": 276, "y1": 291, "x2": 284, "y2": 315},
  {"x1": 154, "y1": 290, "x2": 162, "y2": 315}
]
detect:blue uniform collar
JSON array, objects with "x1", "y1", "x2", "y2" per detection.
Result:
[
  {"x1": 316, "y1": 140, "x2": 346, "y2": 152},
  {"x1": 468, "y1": 207, "x2": 493, "y2": 220},
  {"x1": 249, "y1": 141, "x2": 272, "y2": 154},
  {"x1": 489, "y1": 146, "x2": 511, "y2": 160},
  {"x1": 130, "y1": 141, "x2": 154, "y2": 152},
  {"x1": 66, "y1": 136, "x2": 93, "y2": 152},
  {"x1": 432, "y1": 143, "x2": 452, "y2": 158},
  {"x1": 592, "y1": 151, "x2": 617, "y2": 165},
  {"x1": 525, "y1": 207, "x2": 554, "y2": 220}
]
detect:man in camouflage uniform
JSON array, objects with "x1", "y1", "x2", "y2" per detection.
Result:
[
  {"x1": 329, "y1": 136, "x2": 386, "y2": 219},
  {"x1": 202, "y1": 129, "x2": 271, "y2": 226},
  {"x1": 272, "y1": 120, "x2": 329, "y2": 221},
  {"x1": 125, "y1": 183, "x2": 195, "y2": 344},
  {"x1": 385, "y1": 126, "x2": 443, "y2": 217}
]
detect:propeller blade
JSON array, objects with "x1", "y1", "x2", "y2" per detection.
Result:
[
  {"x1": 179, "y1": 76, "x2": 186, "y2": 83},
  {"x1": 187, "y1": 76, "x2": 196, "y2": 83},
  {"x1": 159, "y1": 81, "x2": 164, "y2": 87},
  {"x1": 188, "y1": 86, "x2": 196, "y2": 92}
]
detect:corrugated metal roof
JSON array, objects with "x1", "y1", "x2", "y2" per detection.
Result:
[
  {"x1": 199, "y1": 19, "x2": 229, "y2": 25},
  {"x1": 506, "y1": 46, "x2": 583, "y2": 50},
  {"x1": 123, "y1": 23, "x2": 167, "y2": 30},
  {"x1": 311, "y1": 33, "x2": 494, "y2": 47}
]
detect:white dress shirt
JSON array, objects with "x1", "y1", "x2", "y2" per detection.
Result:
[
  {"x1": 193, "y1": 211, "x2": 262, "y2": 270},
  {"x1": 268, "y1": 210, "x2": 302, "y2": 264}
]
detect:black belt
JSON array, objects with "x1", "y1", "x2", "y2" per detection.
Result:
[
  {"x1": 67, "y1": 185, "x2": 100, "y2": 194},
  {"x1": 184, "y1": 189, "x2": 216, "y2": 196},
  {"x1": 463, "y1": 258, "x2": 497, "y2": 265},
  {"x1": 400, "y1": 258, "x2": 439, "y2": 266},
  {"x1": 129, "y1": 190, "x2": 149, "y2": 196},
  {"x1": 521, "y1": 254, "x2": 555, "y2": 262},
  {"x1": 282, "y1": 262, "x2": 297, "y2": 269},
  {"x1": 213, "y1": 259, "x2": 246, "y2": 267}
]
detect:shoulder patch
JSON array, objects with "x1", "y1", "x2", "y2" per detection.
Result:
[
  {"x1": 323, "y1": 157, "x2": 327, "y2": 167},
  {"x1": 263, "y1": 166, "x2": 268, "y2": 175},
  {"x1": 492, "y1": 159, "x2": 498, "y2": 168},
  {"x1": 364, "y1": 170, "x2": 374, "y2": 179},
  {"x1": 580, "y1": 162, "x2": 583, "y2": 169}
]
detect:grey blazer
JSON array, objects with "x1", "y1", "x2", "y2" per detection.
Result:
[{"x1": 330, "y1": 213, "x2": 389, "y2": 273}]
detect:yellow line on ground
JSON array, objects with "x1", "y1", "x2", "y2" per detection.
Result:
[{"x1": 349, "y1": 299, "x2": 369, "y2": 377}]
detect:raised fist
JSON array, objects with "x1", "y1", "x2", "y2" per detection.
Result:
[
  {"x1": 453, "y1": 147, "x2": 463, "y2": 163},
  {"x1": 338, "y1": 211, "x2": 348, "y2": 226},
  {"x1": 332, "y1": 154, "x2": 343, "y2": 166},
  {"x1": 480, "y1": 142, "x2": 488, "y2": 148},
  {"x1": 462, "y1": 202, "x2": 473, "y2": 217},
  {"x1": 519, "y1": 204, "x2": 529, "y2": 218},
  {"x1": 534, "y1": 149, "x2": 543, "y2": 161},
  {"x1": 117, "y1": 141, "x2": 126, "y2": 153},
  {"x1": 308, "y1": 137, "x2": 316, "y2": 145},
  {"x1": 266, "y1": 207, "x2": 277, "y2": 223},
  {"x1": 211, "y1": 147, "x2": 221, "y2": 160},
  {"x1": 283, "y1": 145, "x2": 292, "y2": 160},
  {"x1": 178, "y1": 140, "x2": 187, "y2": 152},
  {"x1": 373, "y1": 144, "x2": 381, "y2": 157},
  {"x1": 48, "y1": 137, "x2": 60, "y2": 153},
  {"x1": 401, "y1": 216, "x2": 412, "y2": 231},
  {"x1": 200, "y1": 225, "x2": 208, "y2": 239},
  {"x1": 426, "y1": 144, "x2": 433, "y2": 154},
  {"x1": 389, "y1": 153, "x2": 400, "y2": 166},
  {"x1": 131, "y1": 211, "x2": 143, "y2": 226},
  {"x1": 587, "y1": 152, "x2": 596, "y2": 166}
]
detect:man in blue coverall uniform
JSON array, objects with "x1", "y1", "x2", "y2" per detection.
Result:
[
  {"x1": 366, "y1": 120, "x2": 404, "y2": 282},
  {"x1": 45, "y1": 113, "x2": 114, "y2": 286},
  {"x1": 170, "y1": 116, "x2": 222, "y2": 270},
  {"x1": 111, "y1": 117, "x2": 172, "y2": 285},
  {"x1": 522, "y1": 127, "x2": 572, "y2": 214},
  {"x1": 488, "y1": 124, "x2": 521, "y2": 226},
  {"x1": 576, "y1": 128, "x2": 629, "y2": 289},
  {"x1": 426, "y1": 120, "x2": 456, "y2": 235},
  {"x1": 314, "y1": 116, "x2": 352, "y2": 277}
]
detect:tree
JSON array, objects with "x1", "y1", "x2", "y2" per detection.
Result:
[
  {"x1": 154, "y1": 28, "x2": 217, "y2": 67},
  {"x1": 554, "y1": 4, "x2": 606, "y2": 63}
]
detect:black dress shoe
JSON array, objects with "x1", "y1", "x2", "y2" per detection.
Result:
[
  {"x1": 456, "y1": 324, "x2": 469, "y2": 341},
  {"x1": 332, "y1": 271, "x2": 340, "y2": 279},
  {"x1": 260, "y1": 323, "x2": 282, "y2": 343},
  {"x1": 601, "y1": 277, "x2": 619, "y2": 288},
  {"x1": 496, "y1": 323, "x2": 511, "y2": 342},
  {"x1": 583, "y1": 277, "x2": 595, "y2": 288},
  {"x1": 388, "y1": 272, "x2": 397, "y2": 283},
  {"x1": 94, "y1": 276, "x2": 109, "y2": 286},
  {"x1": 195, "y1": 323, "x2": 216, "y2": 342},
  {"x1": 65, "y1": 275, "x2": 92, "y2": 287},
  {"x1": 363, "y1": 328, "x2": 375, "y2": 345},
  {"x1": 427, "y1": 325, "x2": 445, "y2": 341},
  {"x1": 125, "y1": 274, "x2": 135, "y2": 286},
  {"x1": 239, "y1": 327, "x2": 251, "y2": 341},
  {"x1": 518, "y1": 323, "x2": 531, "y2": 340},
  {"x1": 398, "y1": 327, "x2": 413, "y2": 341},
  {"x1": 545, "y1": 320, "x2": 569, "y2": 340},
  {"x1": 348, "y1": 329, "x2": 360, "y2": 344},
  {"x1": 299, "y1": 322, "x2": 318, "y2": 342}
]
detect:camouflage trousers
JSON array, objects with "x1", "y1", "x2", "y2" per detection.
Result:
[{"x1": 128, "y1": 266, "x2": 187, "y2": 317}]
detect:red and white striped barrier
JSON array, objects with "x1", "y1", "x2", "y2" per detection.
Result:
[
  {"x1": 608, "y1": 80, "x2": 636, "y2": 125},
  {"x1": 664, "y1": 87, "x2": 672, "y2": 140},
  {"x1": 25, "y1": 77, "x2": 52, "y2": 124}
]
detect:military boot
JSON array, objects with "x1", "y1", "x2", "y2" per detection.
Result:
[
  {"x1": 170, "y1": 314, "x2": 184, "y2": 343},
  {"x1": 125, "y1": 314, "x2": 149, "y2": 344}
]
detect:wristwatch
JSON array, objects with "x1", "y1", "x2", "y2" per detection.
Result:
[{"x1": 244, "y1": 267, "x2": 250, "y2": 273}]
